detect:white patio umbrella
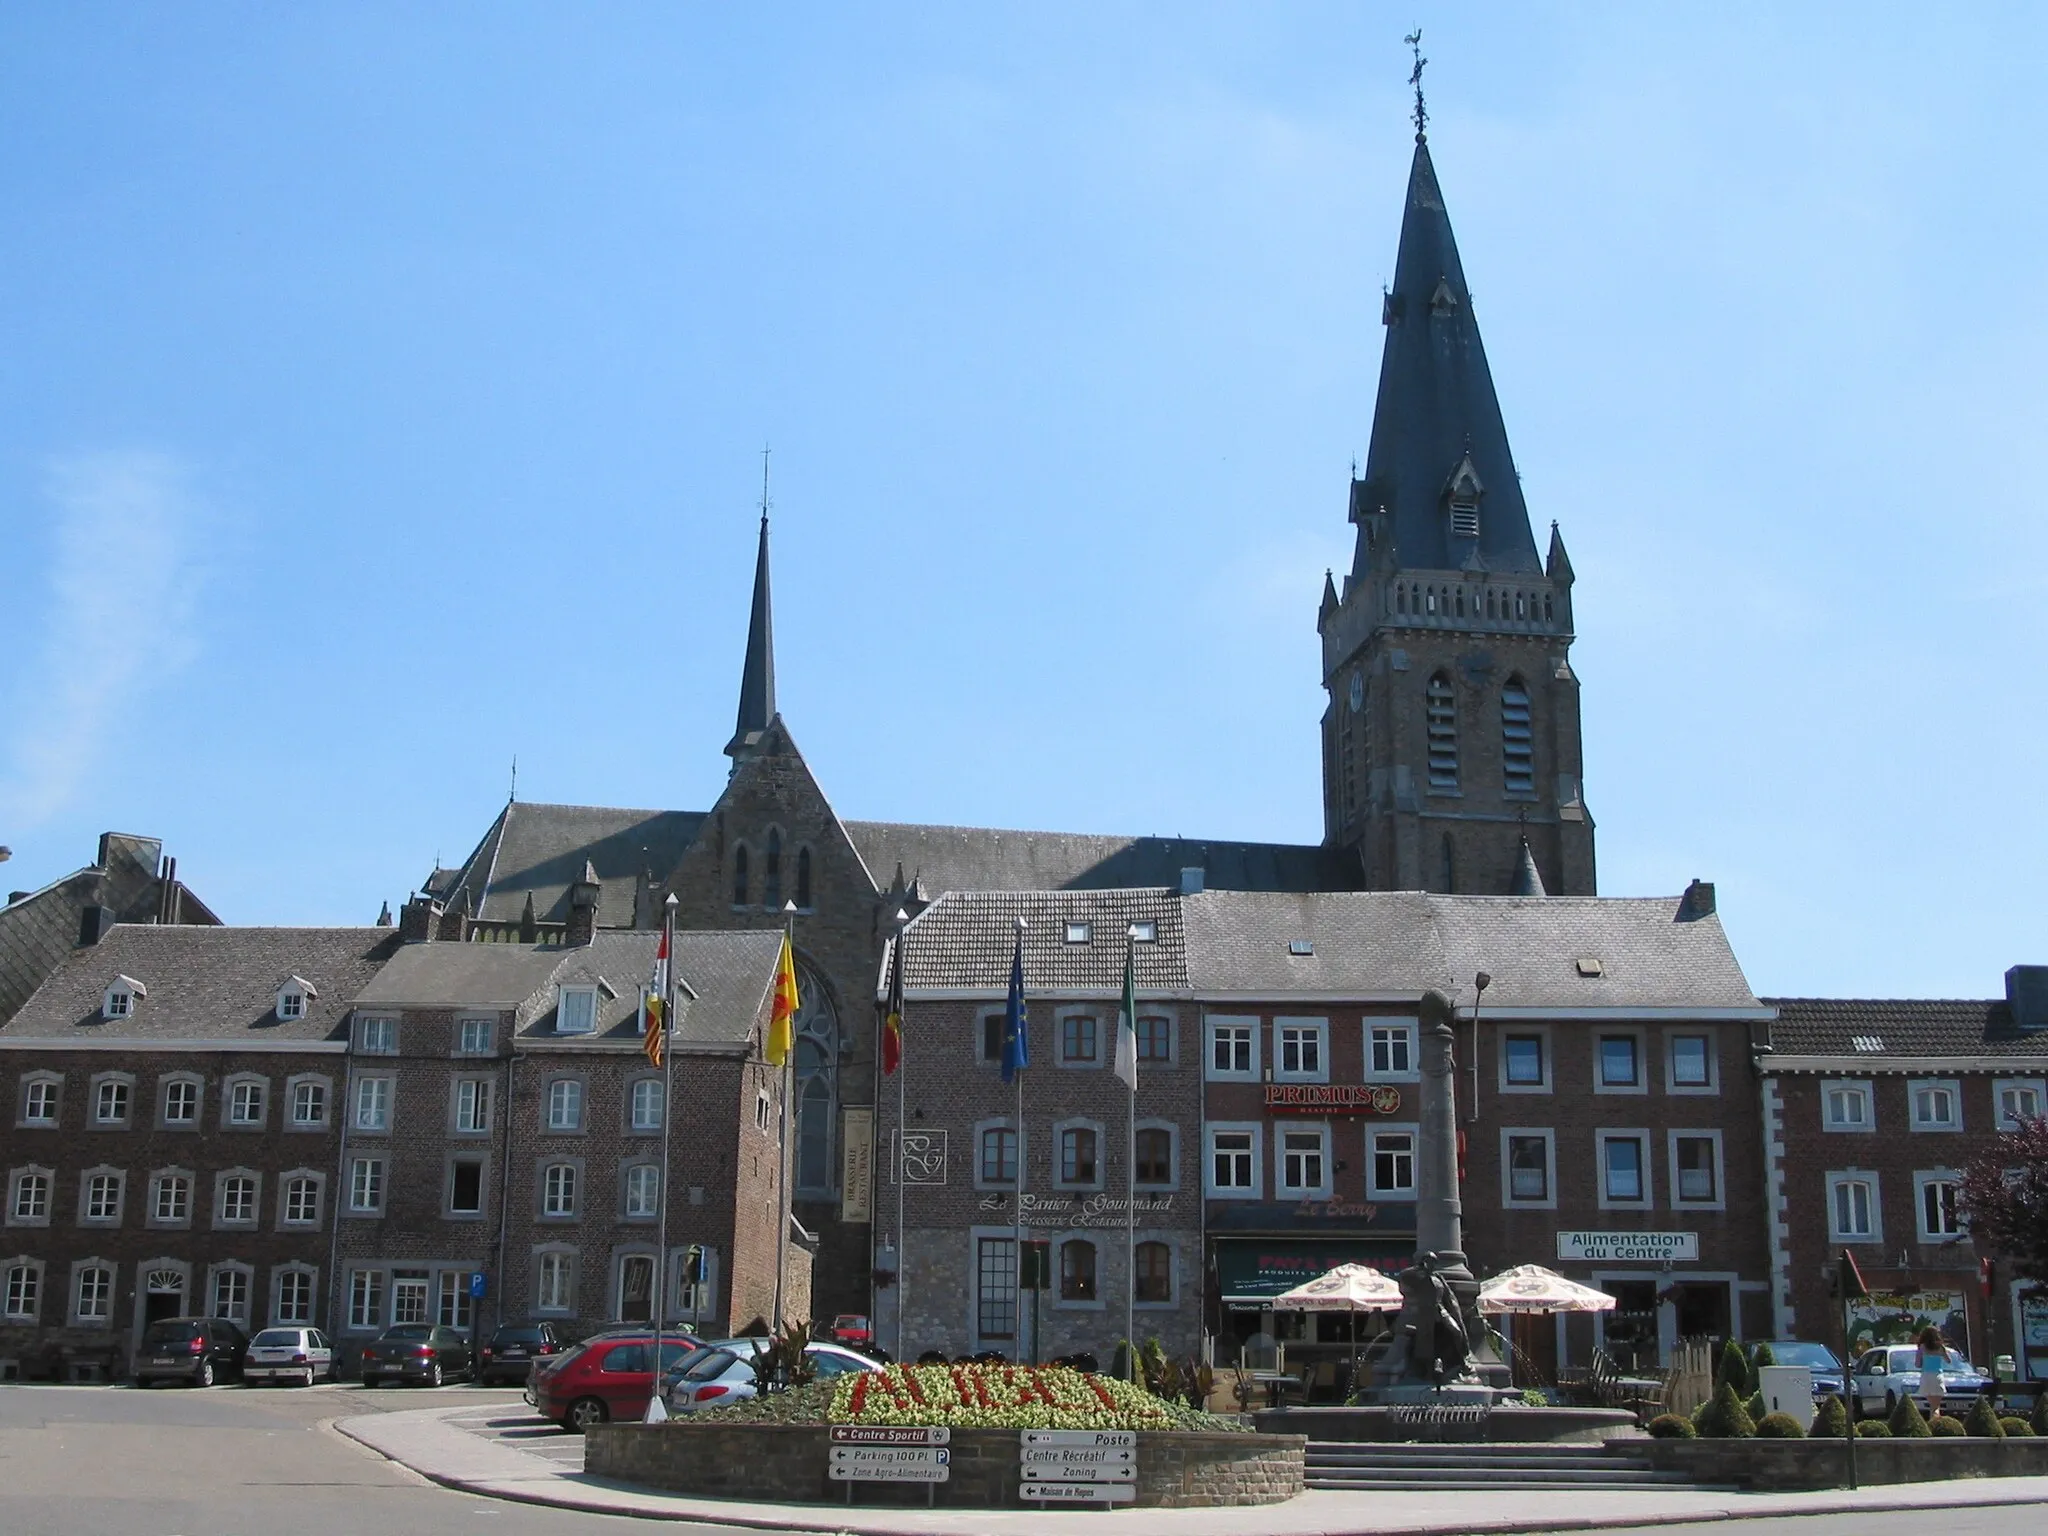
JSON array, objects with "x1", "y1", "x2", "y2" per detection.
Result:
[
  {"x1": 1478, "y1": 1264, "x2": 1617, "y2": 1314},
  {"x1": 1272, "y1": 1264, "x2": 1403, "y2": 1388}
]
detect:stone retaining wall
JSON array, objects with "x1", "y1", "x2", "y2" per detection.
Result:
[
  {"x1": 584, "y1": 1423, "x2": 1304, "y2": 1508},
  {"x1": 1643, "y1": 1437, "x2": 2048, "y2": 1491},
  {"x1": 1255, "y1": 1405, "x2": 1640, "y2": 1443}
]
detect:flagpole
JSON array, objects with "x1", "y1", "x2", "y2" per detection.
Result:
[
  {"x1": 1125, "y1": 944, "x2": 1136, "y2": 1382},
  {"x1": 772, "y1": 904, "x2": 797, "y2": 1331},
  {"x1": 656, "y1": 895, "x2": 676, "y2": 1383},
  {"x1": 890, "y1": 911, "x2": 909, "y2": 1365},
  {"x1": 1009, "y1": 917, "x2": 1027, "y2": 1365}
]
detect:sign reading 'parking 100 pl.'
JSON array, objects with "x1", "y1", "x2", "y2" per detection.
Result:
[
  {"x1": 1556, "y1": 1231, "x2": 1698, "y2": 1263},
  {"x1": 828, "y1": 1425, "x2": 950, "y2": 1482}
]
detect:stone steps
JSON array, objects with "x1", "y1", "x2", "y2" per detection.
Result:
[{"x1": 1303, "y1": 1440, "x2": 1721, "y2": 1492}]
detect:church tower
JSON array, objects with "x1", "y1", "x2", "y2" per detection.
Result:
[{"x1": 1319, "y1": 117, "x2": 1595, "y2": 895}]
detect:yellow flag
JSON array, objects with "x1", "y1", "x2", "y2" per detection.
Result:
[{"x1": 766, "y1": 933, "x2": 799, "y2": 1066}]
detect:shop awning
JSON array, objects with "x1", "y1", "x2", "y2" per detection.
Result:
[{"x1": 1214, "y1": 1239, "x2": 1413, "y2": 1306}]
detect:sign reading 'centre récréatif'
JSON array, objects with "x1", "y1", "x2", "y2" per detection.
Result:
[{"x1": 1556, "y1": 1231, "x2": 1698, "y2": 1263}]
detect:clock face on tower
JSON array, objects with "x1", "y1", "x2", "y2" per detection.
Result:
[{"x1": 1348, "y1": 669, "x2": 1365, "y2": 713}]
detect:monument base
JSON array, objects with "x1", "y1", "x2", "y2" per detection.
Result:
[{"x1": 1359, "y1": 1383, "x2": 1501, "y2": 1407}]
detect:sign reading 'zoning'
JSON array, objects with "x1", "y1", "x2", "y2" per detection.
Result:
[
  {"x1": 1555, "y1": 1231, "x2": 1699, "y2": 1263},
  {"x1": 1263, "y1": 1083, "x2": 1403, "y2": 1115}
]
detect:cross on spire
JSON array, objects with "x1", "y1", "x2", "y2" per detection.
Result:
[{"x1": 1405, "y1": 28, "x2": 1428, "y2": 141}]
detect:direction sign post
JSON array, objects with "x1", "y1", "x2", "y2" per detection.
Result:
[
  {"x1": 1018, "y1": 1429, "x2": 1139, "y2": 1505},
  {"x1": 827, "y1": 1426, "x2": 950, "y2": 1507}
]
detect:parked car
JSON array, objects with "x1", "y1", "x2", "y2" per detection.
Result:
[
  {"x1": 665, "y1": 1341, "x2": 880, "y2": 1414},
  {"x1": 1763, "y1": 1340, "x2": 1845, "y2": 1399},
  {"x1": 243, "y1": 1327, "x2": 333, "y2": 1387},
  {"x1": 477, "y1": 1322, "x2": 566, "y2": 1385},
  {"x1": 655, "y1": 1337, "x2": 768, "y2": 1403},
  {"x1": 360, "y1": 1324, "x2": 474, "y2": 1388},
  {"x1": 1849, "y1": 1345, "x2": 1993, "y2": 1416},
  {"x1": 826, "y1": 1314, "x2": 874, "y2": 1349},
  {"x1": 134, "y1": 1317, "x2": 249, "y2": 1388},
  {"x1": 530, "y1": 1333, "x2": 701, "y2": 1432}
]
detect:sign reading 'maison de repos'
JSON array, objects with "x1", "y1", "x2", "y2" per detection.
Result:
[{"x1": 1556, "y1": 1231, "x2": 1698, "y2": 1263}]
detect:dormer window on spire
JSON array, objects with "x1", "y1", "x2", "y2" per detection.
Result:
[{"x1": 1445, "y1": 455, "x2": 1483, "y2": 542}]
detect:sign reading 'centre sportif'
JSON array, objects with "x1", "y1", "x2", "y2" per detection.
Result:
[
  {"x1": 1263, "y1": 1083, "x2": 1403, "y2": 1115},
  {"x1": 1555, "y1": 1231, "x2": 1699, "y2": 1263}
]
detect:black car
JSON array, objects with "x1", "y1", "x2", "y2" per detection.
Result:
[
  {"x1": 477, "y1": 1321, "x2": 565, "y2": 1385},
  {"x1": 360, "y1": 1323, "x2": 473, "y2": 1388},
  {"x1": 135, "y1": 1317, "x2": 249, "y2": 1388}
]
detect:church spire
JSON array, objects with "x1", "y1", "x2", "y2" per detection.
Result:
[
  {"x1": 726, "y1": 456, "x2": 778, "y2": 763},
  {"x1": 1353, "y1": 124, "x2": 1540, "y2": 582}
]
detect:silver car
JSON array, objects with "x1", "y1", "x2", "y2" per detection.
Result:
[
  {"x1": 1849, "y1": 1344, "x2": 1991, "y2": 1416},
  {"x1": 665, "y1": 1341, "x2": 878, "y2": 1412},
  {"x1": 243, "y1": 1327, "x2": 333, "y2": 1387}
]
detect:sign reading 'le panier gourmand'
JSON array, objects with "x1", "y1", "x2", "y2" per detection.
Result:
[
  {"x1": 1556, "y1": 1231, "x2": 1698, "y2": 1263},
  {"x1": 1263, "y1": 1083, "x2": 1403, "y2": 1115}
]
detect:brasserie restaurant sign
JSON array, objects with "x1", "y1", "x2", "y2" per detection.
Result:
[
  {"x1": 1263, "y1": 1083, "x2": 1403, "y2": 1115},
  {"x1": 1556, "y1": 1230, "x2": 1698, "y2": 1263}
]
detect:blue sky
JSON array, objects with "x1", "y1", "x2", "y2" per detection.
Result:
[{"x1": 2, "y1": 3, "x2": 2043, "y2": 998}]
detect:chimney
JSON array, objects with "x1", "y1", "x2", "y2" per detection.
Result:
[
  {"x1": 1678, "y1": 879, "x2": 1716, "y2": 920},
  {"x1": 437, "y1": 892, "x2": 474, "y2": 943},
  {"x1": 565, "y1": 860, "x2": 602, "y2": 947},
  {"x1": 1179, "y1": 867, "x2": 1206, "y2": 896},
  {"x1": 2007, "y1": 965, "x2": 2048, "y2": 1032},
  {"x1": 156, "y1": 856, "x2": 179, "y2": 924},
  {"x1": 398, "y1": 895, "x2": 442, "y2": 943},
  {"x1": 78, "y1": 905, "x2": 118, "y2": 946},
  {"x1": 633, "y1": 865, "x2": 656, "y2": 930}
]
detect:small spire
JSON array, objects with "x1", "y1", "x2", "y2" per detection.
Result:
[
  {"x1": 375, "y1": 900, "x2": 393, "y2": 928},
  {"x1": 726, "y1": 451, "x2": 778, "y2": 763},
  {"x1": 519, "y1": 891, "x2": 539, "y2": 944},
  {"x1": 1546, "y1": 520, "x2": 1576, "y2": 584},
  {"x1": 1405, "y1": 28, "x2": 1428, "y2": 142},
  {"x1": 1511, "y1": 836, "x2": 1547, "y2": 897}
]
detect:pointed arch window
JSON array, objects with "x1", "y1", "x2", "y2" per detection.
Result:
[
  {"x1": 732, "y1": 845, "x2": 749, "y2": 908},
  {"x1": 1502, "y1": 679, "x2": 1535, "y2": 795},
  {"x1": 763, "y1": 829, "x2": 783, "y2": 909},
  {"x1": 795, "y1": 847, "x2": 812, "y2": 910},
  {"x1": 1425, "y1": 674, "x2": 1459, "y2": 791}
]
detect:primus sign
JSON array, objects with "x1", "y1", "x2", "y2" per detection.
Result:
[{"x1": 1556, "y1": 1231, "x2": 1698, "y2": 1263}]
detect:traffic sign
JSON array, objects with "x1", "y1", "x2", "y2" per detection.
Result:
[
  {"x1": 1020, "y1": 1482, "x2": 1136, "y2": 1503},
  {"x1": 468, "y1": 1272, "x2": 487, "y2": 1300},
  {"x1": 828, "y1": 1446, "x2": 950, "y2": 1483},
  {"x1": 1022, "y1": 1462, "x2": 1135, "y2": 1481},
  {"x1": 828, "y1": 1425, "x2": 950, "y2": 1445},
  {"x1": 1020, "y1": 1429, "x2": 1137, "y2": 1448}
]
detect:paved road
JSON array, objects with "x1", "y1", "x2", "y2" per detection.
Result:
[
  {"x1": 0, "y1": 1382, "x2": 737, "y2": 1535},
  {"x1": 1592, "y1": 1518, "x2": 2045, "y2": 1536}
]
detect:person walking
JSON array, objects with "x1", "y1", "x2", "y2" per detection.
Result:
[{"x1": 1917, "y1": 1325, "x2": 1948, "y2": 1418}]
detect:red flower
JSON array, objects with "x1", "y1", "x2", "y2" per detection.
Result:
[
  {"x1": 1089, "y1": 1378, "x2": 1116, "y2": 1411},
  {"x1": 849, "y1": 1374, "x2": 870, "y2": 1416}
]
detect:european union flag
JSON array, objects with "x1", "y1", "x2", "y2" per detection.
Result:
[{"x1": 1000, "y1": 933, "x2": 1028, "y2": 1083}]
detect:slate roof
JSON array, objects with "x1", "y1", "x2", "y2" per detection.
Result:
[
  {"x1": 358, "y1": 930, "x2": 781, "y2": 1049},
  {"x1": 1765, "y1": 998, "x2": 2048, "y2": 1062},
  {"x1": 895, "y1": 890, "x2": 1189, "y2": 995},
  {"x1": 440, "y1": 802, "x2": 707, "y2": 925},
  {"x1": 1, "y1": 925, "x2": 399, "y2": 1044},
  {"x1": 1182, "y1": 891, "x2": 1444, "y2": 996},
  {"x1": 1352, "y1": 136, "x2": 1543, "y2": 582}
]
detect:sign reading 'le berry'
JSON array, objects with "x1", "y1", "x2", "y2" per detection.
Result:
[{"x1": 1263, "y1": 1083, "x2": 1403, "y2": 1115}]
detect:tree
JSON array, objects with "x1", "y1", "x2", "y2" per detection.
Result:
[{"x1": 1958, "y1": 1115, "x2": 2048, "y2": 1282}]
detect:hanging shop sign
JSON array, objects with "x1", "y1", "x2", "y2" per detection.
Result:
[
  {"x1": 840, "y1": 1108, "x2": 874, "y2": 1222},
  {"x1": 1263, "y1": 1083, "x2": 1403, "y2": 1115},
  {"x1": 1556, "y1": 1231, "x2": 1699, "y2": 1263}
]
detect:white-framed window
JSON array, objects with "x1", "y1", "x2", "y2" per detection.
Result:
[
  {"x1": 1056, "y1": 1122, "x2": 1102, "y2": 1190},
  {"x1": 1666, "y1": 1033, "x2": 1717, "y2": 1093},
  {"x1": 160, "y1": 1075, "x2": 201, "y2": 1127},
  {"x1": 1205, "y1": 1017, "x2": 1258, "y2": 1081},
  {"x1": 1499, "y1": 1029, "x2": 1551, "y2": 1093},
  {"x1": 1823, "y1": 1080, "x2": 1873, "y2": 1131},
  {"x1": 1368, "y1": 1124, "x2": 1419, "y2": 1200},
  {"x1": 447, "y1": 1157, "x2": 486, "y2": 1217},
  {"x1": 1134, "y1": 1121, "x2": 1177, "y2": 1190},
  {"x1": 1277, "y1": 1125, "x2": 1330, "y2": 1197},
  {"x1": 390, "y1": 1271, "x2": 430, "y2": 1325},
  {"x1": 354, "y1": 1016, "x2": 397, "y2": 1055},
  {"x1": 545, "y1": 1079, "x2": 584, "y2": 1132},
  {"x1": 73, "y1": 1261, "x2": 114, "y2": 1323},
  {"x1": 209, "y1": 1265, "x2": 251, "y2": 1325},
  {"x1": 273, "y1": 1266, "x2": 316, "y2": 1324},
  {"x1": 276, "y1": 977, "x2": 314, "y2": 1020},
  {"x1": 81, "y1": 1168, "x2": 125, "y2": 1224},
  {"x1": 149, "y1": 1170, "x2": 192, "y2": 1226},
  {"x1": 1501, "y1": 1128, "x2": 1555, "y2": 1209},
  {"x1": 1594, "y1": 1031, "x2": 1646, "y2": 1093},
  {"x1": 535, "y1": 1250, "x2": 575, "y2": 1314},
  {"x1": 1057, "y1": 1010, "x2": 1100, "y2": 1067},
  {"x1": 1915, "y1": 1171, "x2": 1964, "y2": 1240},
  {"x1": 281, "y1": 1173, "x2": 322, "y2": 1228},
  {"x1": 1668, "y1": 1130, "x2": 1724, "y2": 1209},
  {"x1": 454, "y1": 1077, "x2": 493, "y2": 1134},
  {"x1": 542, "y1": 1163, "x2": 578, "y2": 1217},
  {"x1": 1597, "y1": 1131, "x2": 1652, "y2": 1209},
  {"x1": 225, "y1": 1076, "x2": 267, "y2": 1128},
  {"x1": 556, "y1": 986, "x2": 598, "y2": 1035},
  {"x1": 439, "y1": 1269, "x2": 473, "y2": 1329},
  {"x1": 92, "y1": 1075, "x2": 133, "y2": 1126},
  {"x1": 8, "y1": 1166, "x2": 52, "y2": 1225},
  {"x1": 287, "y1": 1075, "x2": 328, "y2": 1128},
  {"x1": 1367, "y1": 1019, "x2": 1419, "y2": 1081},
  {"x1": 629, "y1": 1077, "x2": 665, "y2": 1133},
  {"x1": 1206, "y1": 1123, "x2": 1261, "y2": 1197},
  {"x1": 348, "y1": 1157, "x2": 384, "y2": 1214},
  {"x1": 102, "y1": 975, "x2": 145, "y2": 1019},
  {"x1": 19, "y1": 1073, "x2": 61, "y2": 1127},
  {"x1": 214, "y1": 1171, "x2": 258, "y2": 1227},
  {"x1": 1994, "y1": 1078, "x2": 2047, "y2": 1131},
  {"x1": 4, "y1": 1260, "x2": 43, "y2": 1320},
  {"x1": 1827, "y1": 1171, "x2": 1880, "y2": 1242},
  {"x1": 1064, "y1": 921, "x2": 1092, "y2": 945},
  {"x1": 1275, "y1": 1018, "x2": 1329, "y2": 1083},
  {"x1": 1909, "y1": 1079, "x2": 1962, "y2": 1132},
  {"x1": 457, "y1": 1017, "x2": 495, "y2": 1056},
  {"x1": 623, "y1": 1164, "x2": 660, "y2": 1219},
  {"x1": 353, "y1": 1075, "x2": 393, "y2": 1132},
  {"x1": 676, "y1": 1245, "x2": 717, "y2": 1318},
  {"x1": 347, "y1": 1268, "x2": 385, "y2": 1330}
]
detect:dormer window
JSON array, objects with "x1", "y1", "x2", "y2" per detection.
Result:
[
  {"x1": 558, "y1": 986, "x2": 598, "y2": 1036},
  {"x1": 1064, "y1": 922, "x2": 1092, "y2": 945},
  {"x1": 102, "y1": 976, "x2": 146, "y2": 1021},
  {"x1": 1444, "y1": 454, "x2": 1484, "y2": 542},
  {"x1": 276, "y1": 975, "x2": 317, "y2": 1021}
]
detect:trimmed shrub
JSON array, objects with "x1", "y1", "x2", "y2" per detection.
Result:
[
  {"x1": 2034, "y1": 1391, "x2": 2048, "y2": 1436},
  {"x1": 1855, "y1": 1419, "x2": 1894, "y2": 1438},
  {"x1": 1813, "y1": 1393, "x2": 1849, "y2": 1437},
  {"x1": 1965, "y1": 1397, "x2": 2008, "y2": 1438},
  {"x1": 1757, "y1": 1412, "x2": 1807, "y2": 1438},
  {"x1": 1647, "y1": 1413, "x2": 1697, "y2": 1439},
  {"x1": 1715, "y1": 1340, "x2": 1750, "y2": 1394},
  {"x1": 1930, "y1": 1414, "x2": 1967, "y2": 1437},
  {"x1": 1750, "y1": 1341, "x2": 1776, "y2": 1389},
  {"x1": 1999, "y1": 1416, "x2": 2034, "y2": 1436},
  {"x1": 1889, "y1": 1393, "x2": 1933, "y2": 1438},
  {"x1": 1696, "y1": 1381, "x2": 1757, "y2": 1439},
  {"x1": 1744, "y1": 1389, "x2": 1768, "y2": 1423}
]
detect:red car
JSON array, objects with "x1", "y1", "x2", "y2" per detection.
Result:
[
  {"x1": 529, "y1": 1333, "x2": 701, "y2": 1432},
  {"x1": 828, "y1": 1314, "x2": 873, "y2": 1349}
]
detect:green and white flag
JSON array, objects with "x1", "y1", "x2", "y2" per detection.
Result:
[{"x1": 1113, "y1": 940, "x2": 1138, "y2": 1091}]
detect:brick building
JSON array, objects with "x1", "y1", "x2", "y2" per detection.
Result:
[
  {"x1": 1761, "y1": 967, "x2": 2048, "y2": 1380},
  {"x1": 0, "y1": 923, "x2": 395, "y2": 1378},
  {"x1": 330, "y1": 895, "x2": 792, "y2": 1366}
]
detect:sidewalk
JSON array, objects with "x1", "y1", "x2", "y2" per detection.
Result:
[{"x1": 336, "y1": 1405, "x2": 2048, "y2": 1536}]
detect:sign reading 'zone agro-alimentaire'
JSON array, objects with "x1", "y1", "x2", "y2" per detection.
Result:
[{"x1": 1556, "y1": 1231, "x2": 1698, "y2": 1263}]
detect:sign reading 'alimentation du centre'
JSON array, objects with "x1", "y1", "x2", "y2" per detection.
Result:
[{"x1": 1556, "y1": 1231, "x2": 1699, "y2": 1263}]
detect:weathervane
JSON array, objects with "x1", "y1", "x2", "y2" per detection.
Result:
[{"x1": 1405, "y1": 28, "x2": 1428, "y2": 141}]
